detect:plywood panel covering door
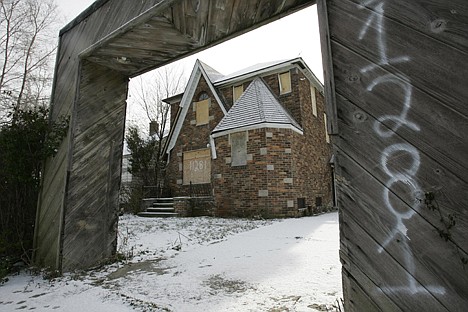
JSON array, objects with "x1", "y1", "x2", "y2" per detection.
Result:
[{"x1": 183, "y1": 149, "x2": 211, "y2": 184}]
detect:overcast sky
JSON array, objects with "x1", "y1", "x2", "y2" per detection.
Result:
[
  {"x1": 56, "y1": 0, "x2": 324, "y2": 134},
  {"x1": 57, "y1": 0, "x2": 323, "y2": 80}
]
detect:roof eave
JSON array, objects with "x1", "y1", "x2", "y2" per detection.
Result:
[
  {"x1": 212, "y1": 122, "x2": 303, "y2": 138},
  {"x1": 162, "y1": 92, "x2": 184, "y2": 104},
  {"x1": 213, "y1": 57, "x2": 323, "y2": 91},
  {"x1": 165, "y1": 60, "x2": 227, "y2": 154}
]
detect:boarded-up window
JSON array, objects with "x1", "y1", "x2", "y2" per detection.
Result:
[
  {"x1": 195, "y1": 99, "x2": 210, "y2": 125},
  {"x1": 324, "y1": 113, "x2": 330, "y2": 143},
  {"x1": 230, "y1": 131, "x2": 248, "y2": 166},
  {"x1": 183, "y1": 149, "x2": 211, "y2": 184},
  {"x1": 311, "y1": 86, "x2": 317, "y2": 117},
  {"x1": 233, "y1": 85, "x2": 243, "y2": 103},
  {"x1": 279, "y1": 71, "x2": 291, "y2": 94},
  {"x1": 198, "y1": 91, "x2": 209, "y2": 101}
]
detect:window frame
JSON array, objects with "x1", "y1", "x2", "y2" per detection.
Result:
[
  {"x1": 278, "y1": 71, "x2": 292, "y2": 95},
  {"x1": 195, "y1": 98, "x2": 210, "y2": 126},
  {"x1": 230, "y1": 131, "x2": 248, "y2": 167},
  {"x1": 311, "y1": 86, "x2": 317, "y2": 117},
  {"x1": 233, "y1": 84, "x2": 244, "y2": 103}
]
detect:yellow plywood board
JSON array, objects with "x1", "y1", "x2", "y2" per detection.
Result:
[
  {"x1": 233, "y1": 85, "x2": 244, "y2": 102},
  {"x1": 183, "y1": 148, "x2": 211, "y2": 184},
  {"x1": 196, "y1": 99, "x2": 210, "y2": 125},
  {"x1": 279, "y1": 71, "x2": 291, "y2": 94}
]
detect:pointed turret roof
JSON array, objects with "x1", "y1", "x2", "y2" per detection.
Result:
[{"x1": 212, "y1": 78, "x2": 302, "y2": 135}]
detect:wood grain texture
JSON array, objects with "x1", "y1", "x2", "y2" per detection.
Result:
[
  {"x1": 83, "y1": 0, "x2": 314, "y2": 77},
  {"x1": 317, "y1": 0, "x2": 338, "y2": 134},
  {"x1": 345, "y1": 0, "x2": 468, "y2": 52},
  {"x1": 321, "y1": 0, "x2": 468, "y2": 310},
  {"x1": 331, "y1": 42, "x2": 468, "y2": 183},
  {"x1": 61, "y1": 61, "x2": 128, "y2": 270},
  {"x1": 336, "y1": 150, "x2": 468, "y2": 310},
  {"x1": 34, "y1": 0, "x2": 162, "y2": 271},
  {"x1": 340, "y1": 207, "x2": 453, "y2": 311}
]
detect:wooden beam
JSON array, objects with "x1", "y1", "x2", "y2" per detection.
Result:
[{"x1": 81, "y1": 0, "x2": 315, "y2": 77}]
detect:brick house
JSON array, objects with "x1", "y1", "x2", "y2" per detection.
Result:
[{"x1": 162, "y1": 58, "x2": 334, "y2": 218}]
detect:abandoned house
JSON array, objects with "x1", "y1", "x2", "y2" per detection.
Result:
[{"x1": 160, "y1": 57, "x2": 334, "y2": 218}]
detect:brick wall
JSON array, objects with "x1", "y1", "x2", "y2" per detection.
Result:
[
  {"x1": 167, "y1": 75, "x2": 225, "y2": 196},
  {"x1": 212, "y1": 128, "x2": 300, "y2": 218},
  {"x1": 165, "y1": 65, "x2": 333, "y2": 218},
  {"x1": 294, "y1": 72, "x2": 333, "y2": 211},
  {"x1": 218, "y1": 69, "x2": 303, "y2": 126}
]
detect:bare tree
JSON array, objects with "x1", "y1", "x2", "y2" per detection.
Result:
[
  {"x1": 130, "y1": 65, "x2": 186, "y2": 138},
  {"x1": 0, "y1": 0, "x2": 59, "y2": 121},
  {"x1": 125, "y1": 64, "x2": 186, "y2": 198}
]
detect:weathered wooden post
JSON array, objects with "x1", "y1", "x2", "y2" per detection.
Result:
[
  {"x1": 318, "y1": 0, "x2": 468, "y2": 310},
  {"x1": 33, "y1": 0, "x2": 161, "y2": 272}
]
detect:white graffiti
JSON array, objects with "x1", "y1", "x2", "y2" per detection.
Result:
[
  {"x1": 368, "y1": 75, "x2": 420, "y2": 137},
  {"x1": 358, "y1": 0, "x2": 410, "y2": 73},
  {"x1": 357, "y1": 0, "x2": 445, "y2": 295},
  {"x1": 379, "y1": 143, "x2": 420, "y2": 251}
]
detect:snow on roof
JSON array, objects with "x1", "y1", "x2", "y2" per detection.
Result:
[
  {"x1": 213, "y1": 59, "x2": 288, "y2": 84},
  {"x1": 212, "y1": 77, "x2": 302, "y2": 134},
  {"x1": 199, "y1": 60, "x2": 225, "y2": 82}
]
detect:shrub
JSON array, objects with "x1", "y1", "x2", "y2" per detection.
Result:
[{"x1": 0, "y1": 107, "x2": 68, "y2": 279}]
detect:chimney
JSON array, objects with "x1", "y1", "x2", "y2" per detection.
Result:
[{"x1": 149, "y1": 121, "x2": 159, "y2": 136}]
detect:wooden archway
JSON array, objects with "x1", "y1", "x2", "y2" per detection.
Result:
[
  {"x1": 33, "y1": 0, "x2": 314, "y2": 272},
  {"x1": 34, "y1": 0, "x2": 468, "y2": 311}
]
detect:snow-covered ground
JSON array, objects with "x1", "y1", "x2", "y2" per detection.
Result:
[{"x1": 1, "y1": 212, "x2": 342, "y2": 311}]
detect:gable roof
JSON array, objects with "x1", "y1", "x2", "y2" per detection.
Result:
[
  {"x1": 164, "y1": 60, "x2": 227, "y2": 155},
  {"x1": 213, "y1": 59, "x2": 288, "y2": 84},
  {"x1": 164, "y1": 57, "x2": 319, "y2": 155},
  {"x1": 199, "y1": 60, "x2": 225, "y2": 82},
  {"x1": 214, "y1": 57, "x2": 323, "y2": 93},
  {"x1": 212, "y1": 77, "x2": 302, "y2": 137}
]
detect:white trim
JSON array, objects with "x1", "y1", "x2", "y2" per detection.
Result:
[
  {"x1": 209, "y1": 135, "x2": 217, "y2": 159},
  {"x1": 215, "y1": 61, "x2": 296, "y2": 87},
  {"x1": 166, "y1": 60, "x2": 227, "y2": 154},
  {"x1": 212, "y1": 122, "x2": 303, "y2": 138},
  {"x1": 324, "y1": 113, "x2": 330, "y2": 144},
  {"x1": 215, "y1": 57, "x2": 324, "y2": 93},
  {"x1": 198, "y1": 63, "x2": 227, "y2": 115}
]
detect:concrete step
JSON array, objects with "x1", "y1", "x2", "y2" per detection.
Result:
[
  {"x1": 153, "y1": 202, "x2": 174, "y2": 207},
  {"x1": 154, "y1": 197, "x2": 174, "y2": 202},
  {"x1": 147, "y1": 207, "x2": 175, "y2": 213},
  {"x1": 137, "y1": 211, "x2": 179, "y2": 218},
  {"x1": 139, "y1": 197, "x2": 178, "y2": 218}
]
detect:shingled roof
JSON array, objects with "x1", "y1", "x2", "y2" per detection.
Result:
[
  {"x1": 212, "y1": 77, "x2": 302, "y2": 135},
  {"x1": 199, "y1": 60, "x2": 225, "y2": 82}
]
